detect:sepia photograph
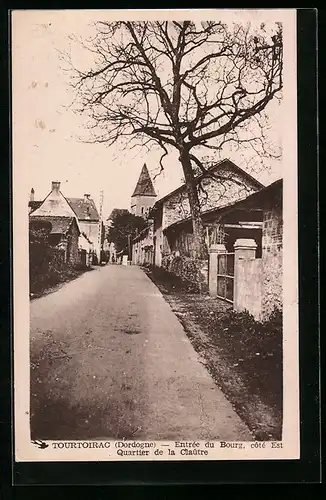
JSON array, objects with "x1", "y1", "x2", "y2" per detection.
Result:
[{"x1": 12, "y1": 9, "x2": 299, "y2": 462}]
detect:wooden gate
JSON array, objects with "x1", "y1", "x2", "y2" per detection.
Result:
[{"x1": 216, "y1": 252, "x2": 235, "y2": 303}]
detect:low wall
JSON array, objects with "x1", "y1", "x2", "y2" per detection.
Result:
[
  {"x1": 161, "y1": 254, "x2": 208, "y2": 291},
  {"x1": 234, "y1": 258, "x2": 262, "y2": 320}
]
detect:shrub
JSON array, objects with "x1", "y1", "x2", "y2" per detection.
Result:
[
  {"x1": 29, "y1": 224, "x2": 78, "y2": 294},
  {"x1": 161, "y1": 254, "x2": 208, "y2": 292},
  {"x1": 144, "y1": 264, "x2": 200, "y2": 293}
]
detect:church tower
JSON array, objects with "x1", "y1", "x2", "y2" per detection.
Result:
[{"x1": 130, "y1": 163, "x2": 157, "y2": 217}]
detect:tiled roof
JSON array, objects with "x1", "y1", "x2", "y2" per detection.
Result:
[
  {"x1": 131, "y1": 164, "x2": 157, "y2": 197},
  {"x1": 162, "y1": 179, "x2": 282, "y2": 232},
  {"x1": 28, "y1": 201, "x2": 42, "y2": 213},
  {"x1": 67, "y1": 198, "x2": 100, "y2": 222},
  {"x1": 153, "y1": 158, "x2": 264, "y2": 207},
  {"x1": 30, "y1": 216, "x2": 78, "y2": 235}
]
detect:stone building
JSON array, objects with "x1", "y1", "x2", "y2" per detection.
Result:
[{"x1": 147, "y1": 158, "x2": 264, "y2": 268}]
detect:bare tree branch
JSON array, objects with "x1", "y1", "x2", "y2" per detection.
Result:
[{"x1": 67, "y1": 20, "x2": 283, "y2": 258}]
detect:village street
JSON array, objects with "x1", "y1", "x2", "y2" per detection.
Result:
[{"x1": 30, "y1": 265, "x2": 252, "y2": 441}]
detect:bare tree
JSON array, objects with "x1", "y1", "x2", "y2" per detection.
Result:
[{"x1": 66, "y1": 20, "x2": 283, "y2": 258}]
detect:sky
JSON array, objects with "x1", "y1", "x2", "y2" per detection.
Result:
[{"x1": 12, "y1": 10, "x2": 283, "y2": 220}]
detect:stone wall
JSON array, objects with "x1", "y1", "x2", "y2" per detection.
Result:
[{"x1": 261, "y1": 205, "x2": 283, "y2": 319}]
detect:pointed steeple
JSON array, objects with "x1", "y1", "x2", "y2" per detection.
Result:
[{"x1": 132, "y1": 163, "x2": 156, "y2": 197}]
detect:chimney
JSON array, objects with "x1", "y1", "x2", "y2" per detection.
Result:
[
  {"x1": 30, "y1": 188, "x2": 35, "y2": 202},
  {"x1": 84, "y1": 193, "x2": 90, "y2": 202},
  {"x1": 52, "y1": 181, "x2": 61, "y2": 193}
]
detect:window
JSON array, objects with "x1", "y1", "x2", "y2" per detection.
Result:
[{"x1": 141, "y1": 207, "x2": 144, "y2": 214}]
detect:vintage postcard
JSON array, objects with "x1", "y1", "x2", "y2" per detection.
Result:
[{"x1": 12, "y1": 9, "x2": 299, "y2": 462}]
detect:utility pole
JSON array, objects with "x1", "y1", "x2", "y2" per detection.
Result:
[{"x1": 97, "y1": 190, "x2": 104, "y2": 263}]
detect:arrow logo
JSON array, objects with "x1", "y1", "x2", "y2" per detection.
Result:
[{"x1": 31, "y1": 439, "x2": 49, "y2": 449}]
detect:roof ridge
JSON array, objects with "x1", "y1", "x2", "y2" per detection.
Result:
[{"x1": 154, "y1": 158, "x2": 264, "y2": 206}]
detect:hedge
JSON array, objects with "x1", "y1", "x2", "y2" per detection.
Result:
[{"x1": 161, "y1": 254, "x2": 208, "y2": 291}]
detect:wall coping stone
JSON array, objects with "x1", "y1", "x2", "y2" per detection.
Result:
[
  {"x1": 234, "y1": 238, "x2": 257, "y2": 250},
  {"x1": 209, "y1": 243, "x2": 226, "y2": 253}
]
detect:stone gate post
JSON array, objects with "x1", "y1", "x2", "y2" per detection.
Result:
[{"x1": 209, "y1": 243, "x2": 226, "y2": 297}]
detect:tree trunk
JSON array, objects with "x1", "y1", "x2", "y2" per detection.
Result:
[{"x1": 180, "y1": 150, "x2": 208, "y2": 260}]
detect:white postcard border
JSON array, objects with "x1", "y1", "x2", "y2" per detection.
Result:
[{"x1": 13, "y1": 8, "x2": 299, "y2": 462}]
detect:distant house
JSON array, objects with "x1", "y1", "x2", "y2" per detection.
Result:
[
  {"x1": 29, "y1": 184, "x2": 102, "y2": 263},
  {"x1": 67, "y1": 194, "x2": 101, "y2": 261},
  {"x1": 29, "y1": 181, "x2": 80, "y2": 266},
  {"x1": 132, "y1": 224, "x2": 154, "y2": 266}
]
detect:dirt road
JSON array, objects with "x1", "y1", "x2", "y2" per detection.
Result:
[{"x1": 30, "y1": 264, "x2": 252, "y2": 441}]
